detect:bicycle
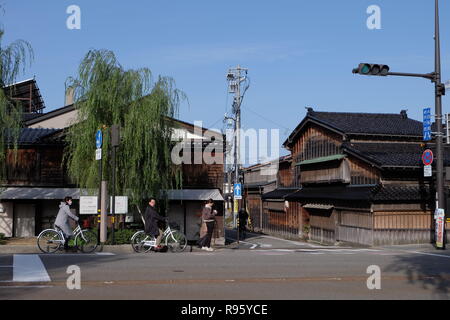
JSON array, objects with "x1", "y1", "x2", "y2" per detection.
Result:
[
  {"x1": 131, "y1": 221, "x2": 187, "y2": 253},
  {"x1": 37, "y1": 224, "x2": 98, "y2": 254}
]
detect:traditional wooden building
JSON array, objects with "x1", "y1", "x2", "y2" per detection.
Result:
[
  {"x1": 1, "y1": 81, "x2": 226, "y2": 244},
  {"x1": 280, "y1": 108, "x2": 449, "y2": 246},
  {"x1": 243, "y1": 155, "x2": 302, "y2": 237}
]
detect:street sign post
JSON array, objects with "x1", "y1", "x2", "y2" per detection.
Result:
[
  {"x1": 96, "y1": 129, "x2": 103, "y2": 243},
  {"x1": 423, "y1": 108, "x2": 432, "y2": 141},
  {"x1": 422, "y1": 149, "x2": 434, "y2": 166},
  {"x1": 96, "y1": 130, "x2": 103, "y2": 149},
  {"x1": 234, "y1": 183, "x2": 243, "y2": 200},
  {"x1": 422, "y1": 149, "x2": 434, "y2": 178}
]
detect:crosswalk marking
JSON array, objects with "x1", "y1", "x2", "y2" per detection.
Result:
[{"x1": 13, "y1": 255, "x2": 51, "y2": 283}]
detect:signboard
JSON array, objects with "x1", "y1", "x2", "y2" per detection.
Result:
[
  {"x1": 435, "y1": 209, "x2": 445, "y2": 249},
  {"x1": 95, "y1": 148, "x2": 102, "y2": 161},
  {"x1": 96, "y1": 130, "x2": 103, "y2": 149},
  {"x1": 423, "y1": 108, "x2": 432, "y2": 142},
  {"x1": 422, "y1": 149, "x2": 434, "y2": 166},
  {"x1": 424, "y1": 165, "x2": 432, "y2": 177},
  {"x1": 234, "y1": 183, "x2": 243, "y2": 200},
  {"x1": 110, "y1": 196, "x2": 128, "y2": 214},
  {"x1": 80, "y1": 196, "x2": 98, "y2": 215}
]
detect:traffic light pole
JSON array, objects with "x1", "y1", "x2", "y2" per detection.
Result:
[
  {"x1": 434, "y1": 0, "x2": 446, "y2": 250},
  {"x1": 353, "y1": 0, "x2": 446, "y2": 249}
]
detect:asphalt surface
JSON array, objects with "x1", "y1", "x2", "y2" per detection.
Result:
[{"x1": 1, "y1": 232, "x2": 449, "y2": 300}]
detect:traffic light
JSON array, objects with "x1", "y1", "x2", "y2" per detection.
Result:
[{"x1": 353, "y1": 63, "x2": 390, "y2": 76}]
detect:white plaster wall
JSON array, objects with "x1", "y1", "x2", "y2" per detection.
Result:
[
  {"x1": 0, "y1": 202, "x2": 14, "y2": 237},
  {"x1": 28, "y1": 109, "x2": 79, "y2": 129}
]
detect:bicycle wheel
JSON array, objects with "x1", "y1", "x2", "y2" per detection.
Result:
[
  {"x1": 75, "y1": 230, "x2": 98, "y2": 253},
  {"x1": 37, "y1": 230, "x2": 63, "y2": 254},
  {"x1": 131, "y1": 231, "x2": 154, "y2": 253},
  {"x1": 166, "y1": 230, "x2": 187, "y2": 253}
]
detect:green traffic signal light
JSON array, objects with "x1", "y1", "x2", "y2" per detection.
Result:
[
  {"x1": 353, "y1": 63, "x2": 390, "y2": 76},
  {"x1": 361, "y1": 64, "x2": 370, "y2": 74}
]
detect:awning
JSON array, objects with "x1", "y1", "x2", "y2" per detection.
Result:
[
  {"x1": 297, "y1": 154, "x2": 345, "y2": 166},
  {"x1": 0, "y1": 188, "x2": 81, "y2": 200},
  {"x1": 303, "y1": 203, "x2": 334, "y2": 210},
  {"x1": 165, "y1": 189, "x2": 224, "y2": 201}
]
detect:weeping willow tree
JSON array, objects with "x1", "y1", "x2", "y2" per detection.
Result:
[
  {"x1": 0, "y1": 27, "x2": 34, "y2": 183},
  {"x1": 65, "y1": 49, "x2": 184, "y2": 212}
]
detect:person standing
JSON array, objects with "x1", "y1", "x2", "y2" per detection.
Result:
[
  {"x1": 55, "y1": 196, "x2": 79, "y2": 252},
  {"x1": 144, "y1": 198, "x2": 166, "y2": 250},
  {"x1": 198, "y1": 199, "x2": 217, "y2": 252},
  {"x1": 238, "y1": 209, "x2": 249, "y2": 240}
]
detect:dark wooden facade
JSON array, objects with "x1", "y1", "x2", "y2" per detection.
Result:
[{"x1": 242, "y1": 109, "x2": 450, "y2": 246}]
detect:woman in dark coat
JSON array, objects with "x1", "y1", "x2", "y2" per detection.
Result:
[
  {"x1": 144, "y1": 198, "x2": 166, "y2": 248},
  {"x1": 198, "y1": 199, "x2": 217, "y2": 252}
]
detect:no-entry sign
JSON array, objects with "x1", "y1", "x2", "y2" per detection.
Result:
[{"x1": 422, "y1": 149, "x2": 434, "y2": 166}]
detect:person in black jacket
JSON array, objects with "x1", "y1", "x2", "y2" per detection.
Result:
[
  {"x1": 238, "y1": 209, "x2": 249, "y2": 240},
  {"x1": 144, "y1": 198, "x2": 166, "y2": 249}
]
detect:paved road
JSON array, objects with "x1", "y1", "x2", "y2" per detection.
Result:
[{"x1": 1, "y1": 235, "x2": 449, "y2": 300}]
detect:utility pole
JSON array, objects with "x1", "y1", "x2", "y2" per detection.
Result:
[
  {"x1": 353, "y1": 0, "x2": 446, "y2": 249},
  {"x1": 434, "y1": 0, "x2": 445, "y2": 220},
  {"x1": 110, "y1": 124, "x2": 120, "y2": 245},
  {"x1": 226, "y1": 65, "x2": 249, "y2": 244}
]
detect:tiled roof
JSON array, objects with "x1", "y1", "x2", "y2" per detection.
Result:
[
  {"x1": 6, "y1": 128, "x2": 61, "y2": 145},
  {"x1": 284, "y1": 109, "x2": 424, "y2": 147},
  {"x1": 343, "y1": 142, "x2": 450, "y2": 168},
  {"x1": 308, "y1": 110, "x2": 423, "y2": 137},
  {"x1": 285, "y1": 185, "x2": 432, "y2": 203},
  {"x1": 262, "y1": 188, "x2": 300, "y2": 200}
]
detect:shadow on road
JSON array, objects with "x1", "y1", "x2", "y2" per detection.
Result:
[
  {"x1": 225, "y1": 228, "x2": 265, "y2": 242},
  {"x1": 385, "y1": 253, "x2": 450, "y2": 299}
]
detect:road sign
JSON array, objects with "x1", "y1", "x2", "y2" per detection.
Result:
[
  {"x1": 424, "y1": 165, "x2": 432, "y2": 177},
  {"x1": 234, "y1": 183, "x2": 242, "y2": 200},
  {"x1": 96, "y1": 148, "x2": 102, "y2": 161},
  {"x1": 423, "y1": 108, "x2": 432, "y2": 141},
  {"x1": 96, "y1": 130, "x2": 103, "y2": 149},
  {"x1": 422, "y1": 149, "x2": 434, "y2": 166}
]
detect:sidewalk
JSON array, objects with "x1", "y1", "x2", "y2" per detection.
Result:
[{"x1": 0, "y1": 237, "x2": 226, "y2": 254}]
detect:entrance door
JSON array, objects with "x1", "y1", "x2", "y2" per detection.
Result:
[{"x1": 14, "y1": 204, "x2": 36, "y2": 237}]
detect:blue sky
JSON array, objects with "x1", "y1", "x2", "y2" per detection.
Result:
[{"x1": 3, "y1": 0, "x2": 450, "y2": 164}]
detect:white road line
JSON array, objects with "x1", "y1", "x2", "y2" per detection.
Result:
[
  {"x1": 0, "y1": 286, "x2": 53, "y2": 289},
  {"x1": 405, "y1": 251, "x2": 450, "y2": 259},
  {"x1": 95, "y1": 252, "x2": 116, "y2": 256},
  {"x1": 13, "y1": 255, "x2": 51, "y2": 283}
]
